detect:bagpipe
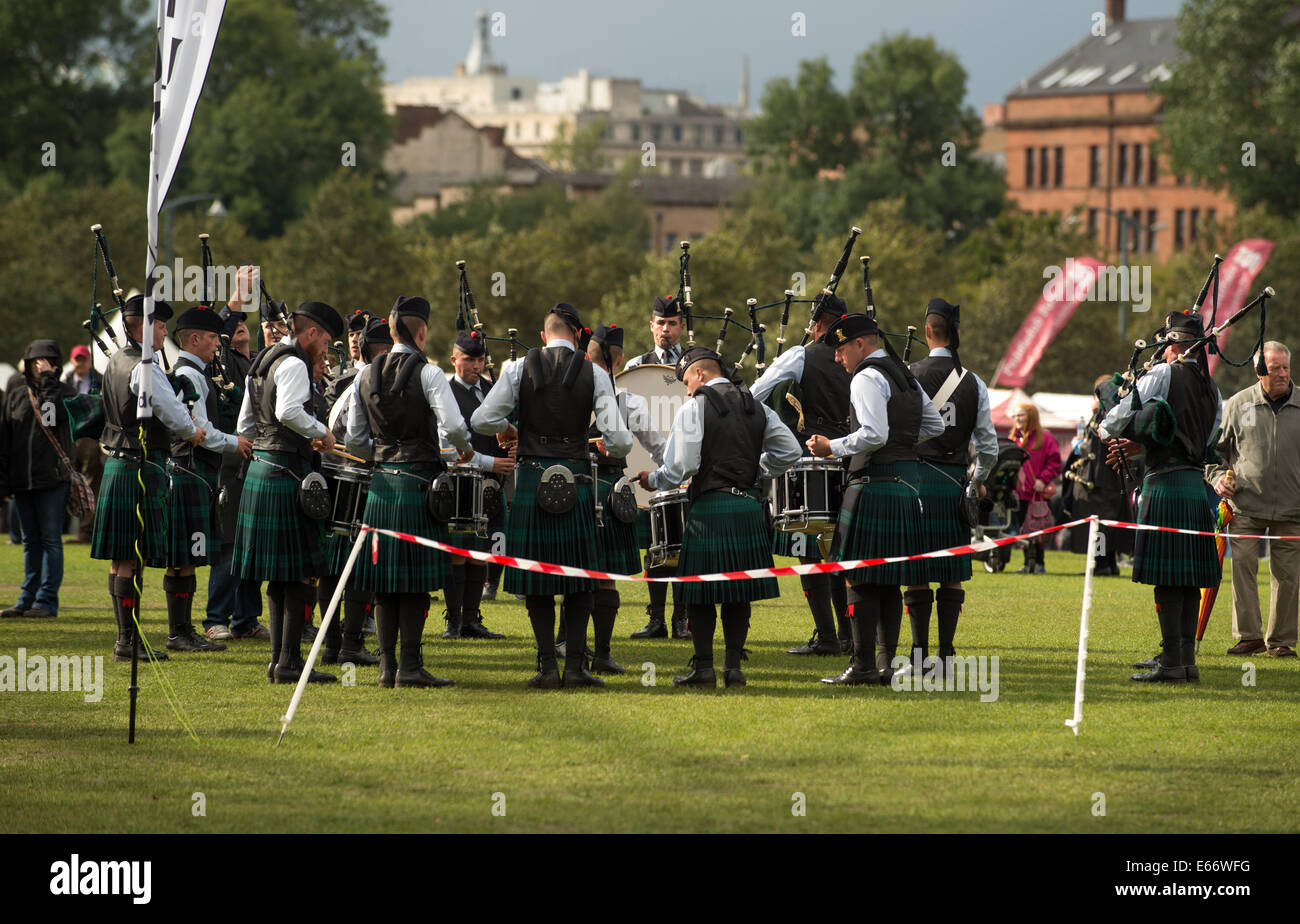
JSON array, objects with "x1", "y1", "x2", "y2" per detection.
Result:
[{"x1": 195, "y1": 232, "x2": 244, "y2": 431}]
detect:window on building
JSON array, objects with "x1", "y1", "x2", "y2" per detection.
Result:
[
  {"x1": 1054, "y1": 146, "x2": 1064, "y2": 187},
  {"x1": 1089, "y1": 145, "x2": 1101, "y2": 187},
  {"x1": 689, "y1": 158, "x2": 703, "y2": 175},
  {"x1": 734, "y1": 128, "x2": 743, "y2": 145},
  {"x1": 1087, "y1": 208, "x2": 1098, "y2": 236},
  {"x1": 1176, "y1": 173, "x2": 1186, "y2": 186},
  {"x1": 511, "y1": 87, "x2": 522, "y2": 101},
  {"x1": 693, "y1": 125, "x2": 704, "y2": 146},
  {"x1": 1132, "y1": 209, "x2": 1143, "y2": 254},
  {"x1": 630, "y1": 123, "x2": 640, "y2": 141},
  {"x1": 652, "y1": 124, "x2": 662, "y2": 143},
  {"x1": 714, "y1": 126, "x2": 724, "y2": 145},
  {"x1": 1190, "y1": 208, "x2": 1200, "y2": 243},
  {"x1": 1207, "y1": 207, "x2": 1217, "y2": 225},
  {"x1": 1146, "y1": 209, "x2": 1157, "y2": 252},
  {"x1": 1117, "y1": 144, "x2": 1128, "y2": 185},
  {"x1": 1148, "y1": 151, "x2": 1158, "y2": 184},
  {"x1": 1133, "y1": 144, "x2": 1144, "y2": 185},
  {"x1": 666, "y1": 232, "x2": 677, "y2": 253},
  {"x1": 1174, "y1": 209, "x2": 1185, "y2": 250},
  {"x1": 1025, "y1": 147, "x2": 1035, "y2": 187},
  {"x1": 672, "y1": 124, "x2": 683, "y2": 142},
  {"x1": 1039, "y1": 146, "x2": 1049, "y2": 187},
  {"x1": 669, "y1": 158, "x2": 682, "y2": 174}
]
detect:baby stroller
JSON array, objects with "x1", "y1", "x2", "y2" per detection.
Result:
[{"x1": 972, "y1": 438, "x2": 1029, "y2": 573}]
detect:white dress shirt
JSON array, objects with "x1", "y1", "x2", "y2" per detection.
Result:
[
  {"x1": 749, "y1": 344, "x2": 806, "y2": 404},
  {"x1": 1099, "y1": 358, "x2": 1222, "y2": 445},
  {"x1": 828, "y1": 349, "x2": 944, "y2": 460},
  {"x1": 130, "y1": 356, "x2": 197, "y2": 440},
  {"x1": 326, "y1": 358, "x2": 366, "y2": 434},
  {"x1": 173, "y1": 350, "x2": 237, "y2": 454},
  {"x1": 623, "y1": 343, "x2": 684, "y2": 370},
  {"x1": 345, "y1": 343, "x2": 473, "y2": 460},
  {"x1": 236, "y1": 340, "x2": 326, "y2": 442},
  {"x1": 470, "y1": 340, "x2": 633, "y2": 458},
  {"x1": 924, "y1": 347, "x2": 1000, "y2": 483},
  {"x1": 647, "y1": 377, "x2": 802, "y2": 492}
]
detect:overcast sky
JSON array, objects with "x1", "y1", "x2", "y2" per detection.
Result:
[{"x1": 377, "y1": 0, "x2": 1185, "y2": 109}]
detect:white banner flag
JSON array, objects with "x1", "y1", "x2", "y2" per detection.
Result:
[{"x1": 141, "y1": 0, "x2": 226, "y2": 418}]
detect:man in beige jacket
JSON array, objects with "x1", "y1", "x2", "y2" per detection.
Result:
[{"x1": 1207, "y1": 341, "x2": 1300, "y2": 658}]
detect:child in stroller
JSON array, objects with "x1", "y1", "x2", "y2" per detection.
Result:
[{"x1": 973, "y1": 438, "x2": 1030, "y2": 573}]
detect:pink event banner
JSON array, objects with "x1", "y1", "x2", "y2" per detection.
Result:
[
  {"x1": 1206, "y1": 239, "x2": 1274, "y2": 375},
  {"x1": 994, "y1": 256, "x2": 1105, "y2": 387}
]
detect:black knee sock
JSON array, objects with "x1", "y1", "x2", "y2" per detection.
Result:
[
  {"x1": 111, "y1": 574, "x2": 138, "y2": 648},
  {"x1": 278, "y1": 581, "x2": 312, "y2": 669},
  {"x1": 397, "y1": 593, "x2": 428, "y2": 674},
  {"x1": 445, "y1": 565, "x2": 465, "y2": 629},
  {"x1": 800, "y1": 571, "x2": 837, "y2": 641},
  {"x1": 318, "y1": 573, "x2": 341, "y2": 651},
  {"x1": 562, "y1": 592, "x2": 593, "y2": 671},
  {"x1": 830, "y1": 575, "x2": 849, "y2": 639},
  {"x1": 1152, "y1": 585, "x2": 1183, "y2": 667},
  {"x1": 936, "y1": 587, "x2": 964, "y2": 659},
  {"x1": 876, "y1": 585, "x2": 903, "y2": 673},
  {"x1": 720, "y1": 602, "x2": 750, "y2": 670},
  {"x1": 162, "y1": 573, "x2": 196, "y2": 637},
  {"x1": 847, "y1": 586, "x2": 880, "y2": 672},
  {"x1": 341, "y1": 590, "x2": 371, "y2": 650},
  {"x1": 647, "y1": 580, "x2": 667, "y2": 617},
  {"x1": 486, "y1": 562, "x2": 503, "y2": 594},
  {"x1": 266, "y1": 581, "x2": 286, "y2": 667},
  {"x1": 462, "y1": 562, "x2": 487, "y2": 619},
  {"x1": 375, "y1": 592, "x2": 399, "y2": 677},
  {"x1": 592, "y1": 588, "x2": 619, "y2": 660},
  {"x1": 687, "y1": 603, "x2": 716, "y2": 667},
  {"x1": 903, "y1": 587, "x2": 934, "y2": 666},
  {"x1": 526, "y1": 595, "x2": 557, "y2": 671},
  {"x1": 1182, "y1": 587, "x2": 1201, "y2": 666}
]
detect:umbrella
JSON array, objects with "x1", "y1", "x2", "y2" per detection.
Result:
[{"x1": 1196, "y1": 497, "x2": 1235, "y2": 650}]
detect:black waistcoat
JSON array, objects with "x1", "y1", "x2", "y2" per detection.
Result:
[
  {"x1": 910, "y1": 352, "x2": 979, "y2": 466},
  {"x1": 101, "y1": 343, "x2": 171, "y2": 453},
  {"x1": 361, "y1": 350, "x2": 441, "y2": 464},
  {"x1": 689, "y1": 381, "x2": 766, "y2": 501},
  {"x1": 1146, "y1": 361, "x2": 1218, "y2": 470},
  {"x1": 170, "y1": 355, "x2": 221, "y2": 468},
  {"x1": 246, "y1": 341, "x2": 314, "y2": 460},
  {"x1": 517, "y1": 347, "x2": 594, "y2": 460},
  {"x1": 796, "y1": 342, "x2": 851, "y2": 441},
  {"x1": 848, "y1": 355, "x2": 921, "y2": 471},
  {"x1": 450, "y1": 376, "x2": 504, "y2": 459}
]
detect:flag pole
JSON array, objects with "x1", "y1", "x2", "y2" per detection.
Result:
[{"x1": 1065, "y1": 516, "x2": 1100, "y2": 736}]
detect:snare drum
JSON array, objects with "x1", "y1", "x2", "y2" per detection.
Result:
[
  {"x1": 647, "y1": 488, "x2": 689, "y2": 569},
  {"x1": 771, "y1": 457, "x2": 845, "y2": 536},
  {"x1": 434, "y1": 467, "x2": 502, "y2": 536},
  {"x1": 323, "y1": 461, "x2": 372, "y2": 537}
]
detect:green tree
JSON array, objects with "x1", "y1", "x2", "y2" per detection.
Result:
[
  {"x1": 543, "y1": 118, "x2": 609, "y2": 173},
  {"x1": 746, "y1": 57, "x2": 857, "y2": 178},
  {"x1": 0, "y1": 0, "x2": 150, "y2": 194},
  {"x1": 1160, "y1": 0, "x2": 1300, "y2": 218},
  {"x1": 106, "y1": 0, "x2": 392, "y2": 237},
  {"x1": 415, "y1": 181, "x2": 571, "y2": 239}
]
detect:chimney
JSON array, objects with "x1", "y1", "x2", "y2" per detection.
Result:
[{"x1": 1107, "y1": 0, "x2": 1125, "y2": 21}]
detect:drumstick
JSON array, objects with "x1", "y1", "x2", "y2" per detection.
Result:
[{"x1": 326, "y1": 447, "x2": 368, "y2": 464}]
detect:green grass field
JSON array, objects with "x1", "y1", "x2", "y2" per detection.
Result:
[{"x1": 2, "y1": 539, "x2": 1297, "y2": 833}]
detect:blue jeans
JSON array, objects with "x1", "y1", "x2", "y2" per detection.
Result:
[
  {"x1": 205, "y1": 545, "x2": 263, "y2": 634},
  {"x1": 7, "y1": 498, "x2": 21, "y2": 543},
  {"x1": 12, "y1": 484, "x2": 70, "y2": 614}
]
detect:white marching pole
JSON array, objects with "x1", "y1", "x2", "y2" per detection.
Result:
[
  {"x1": 1065, "y1": 516, "x2": 1100, "y2": 736},
  {"x1": 278, "y1": 529, "x2": 369, "y2": 746}
]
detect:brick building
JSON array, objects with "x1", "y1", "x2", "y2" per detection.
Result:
[{"x1": 1002, "y1": 0, "x2": 1234, "y2": 261}]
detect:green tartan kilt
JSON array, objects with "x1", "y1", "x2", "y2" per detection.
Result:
[
  {"x1": 914, "y1": 461, "x2": 972, "y2": 584},
  {"x1": 677, "y1": 489, "x2": 779, "y2": 604},
  {"x1": 636, "y1": 505, "x2": 652, "y2": 549},
  {"x1": 90, "y1": 452, "x2": 168, "y2": 566},
  {"x1": 230, "y1": 452, "x2": 324, "y2": 582},
  {"x1": 352, "y1": 463, "x2": 449, "y2": 594},
  {"x1": 596, "y1": 471, "x2": 643, "y2": 575},
  {"x1": 829, "y1": 461, "x2": 926, "y2": 585},
  {"x1": 164, "y1": 457, "x2": 220, "y2": 568},
  {"x1": 1132, "y1": 468, "x2": 1220, "y2": 588},
  {"x1": 504, "y1": 457, "x2": 597, "y2": 596}
]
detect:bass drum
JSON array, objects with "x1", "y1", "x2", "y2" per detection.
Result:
[{"x1": 611, "y1": 364, "x2": 689, "y2": 506}]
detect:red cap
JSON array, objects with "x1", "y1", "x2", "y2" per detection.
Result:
[{"x1": 71, "y1": 345, "x2": 91, "y2": 359}]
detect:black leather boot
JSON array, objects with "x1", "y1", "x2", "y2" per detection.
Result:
[
  {"x1": 589, "y1": 588, "x2": 625, "y2": 674},
  {"x1": 899, "y1": 587, "x2": 934, "y2": 677},
  {"x1": 318, "y1": 574, "x2": 343, "y2": 661},
  {"x1": 375, "y1": 593, "x2": 399, "y2": 688},
  {"x1": 788, "y1": 573, "x2": 840, "y2": 655},
  {"x1": 274, "y1": 583, "x2": 336, "y2": 684},
  {"x1": 561, "y1": 592, "x2": 603, "y2": 687},
  {"x1": 526, "y1": 595, "x2": 562, "y2": 688},
  {"x1": 337, "y1": 591, "x2": 379, "y2": 665},
  {"x1": 442, "y1": 567, "x2": 464, "y2": 638},
  {"x1": 671, "y1": 604, "x2": 692, "y2": 640},
  {"x1": 875, "y1": 586, "x2": 903, "y2": 680},
  {"x1": 1131, "y1": 588, "x2": 1188, "y2": 682},
  {"x1": 822, "y1": 589, "x2": 882, "y2": 685},
  {"x1": 396, "y1": 594, "x2": 453, "y2": 687},
  {"x1": 673, "y1": 655, "x2": 717, "y2": 687},
  {"x1": 630, "y1": 603, "x2": 667, "y2": 639},
  {"x1": 112, "y1": 575, "x2": 168, "y2": 662},
  {"x1": 675, "y1": 604, "x2": 716, "y2": 686}
]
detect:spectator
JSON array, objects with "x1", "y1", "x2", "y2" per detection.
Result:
[
  {"x1": 1207, "y1": 341, "x2": 1300, "y2": 658},
  {"x1": 1009, "y1": 401, "x2": 1061, "y2": 574},
  {"x1": 1, "y1": 340, "x2": 76, "y2": 618},
  {"x1": 63, "y1": 344, "x2": 103, "y2": 543}
]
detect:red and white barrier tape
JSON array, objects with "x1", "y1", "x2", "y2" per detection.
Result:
[
  {"x1": 364, "y1": 520, "x2": 1079, "y2": 583},
  {"x1": 1098, "y1": 519, "x2": 1300, "y2": 541}
]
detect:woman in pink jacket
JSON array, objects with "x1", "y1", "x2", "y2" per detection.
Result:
[{"x1": 1010, "y1": 403, "x2": 1061, "y2": 574}]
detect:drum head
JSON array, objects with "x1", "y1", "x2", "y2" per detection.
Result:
[{"x1": 611, "y1": 364, "x2": 689, "y2": 506}]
